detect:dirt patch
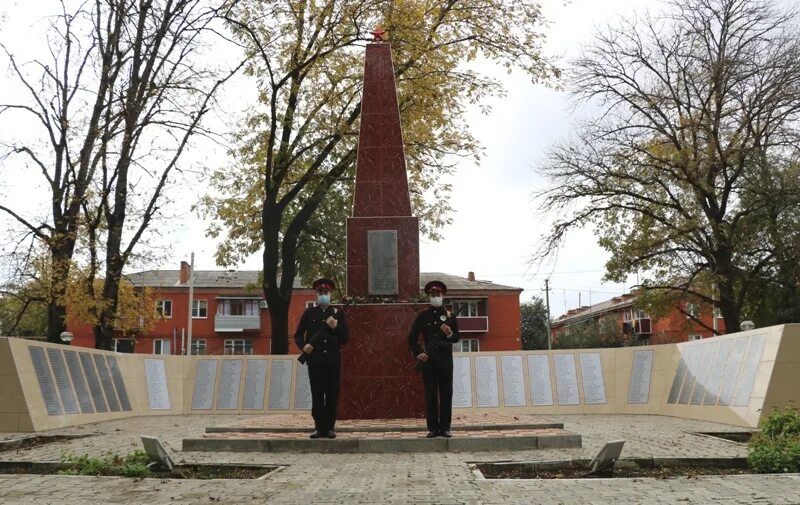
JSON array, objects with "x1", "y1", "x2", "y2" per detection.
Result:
[
  {"x1": 476, "y1": 458, "x2": 754, "y2": 479},
  {"x1": 0, "y1": 462, "x2": 278, "y2": 479},
  {"x1": 695, "y1": 431, "x2": 753, "y2": 443},
  {"x1": 0, "y1": 435, "x2": 94, "y2": 452}
]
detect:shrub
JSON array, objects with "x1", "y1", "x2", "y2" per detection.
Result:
[
  {"x1": 748, "y1": 408, "x2": 800, "y2": 473},
  {"x1": 60, "y1": 451, "x2": 153, "y2": 478}
]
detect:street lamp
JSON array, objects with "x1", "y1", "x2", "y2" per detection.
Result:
[{"x1": 59, "y1": 331, "x2": 74, "y2": 344}]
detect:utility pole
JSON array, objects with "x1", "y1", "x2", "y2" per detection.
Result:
[
  {"x1": 544, "y1": 278, "x2": 552, "y2": 351},
  {"x1": 187, "y1": 252, "x2": 194, "y2": 355}
]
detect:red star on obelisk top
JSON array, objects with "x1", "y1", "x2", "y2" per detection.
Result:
[{"x1": 370, "y1": 25, "x2": 386, "y2": 42}]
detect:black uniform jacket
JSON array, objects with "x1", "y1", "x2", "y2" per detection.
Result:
[
  {"x1": 407, "y1": 306, "x2": 460, "y2": 363},
  {"x1": 294, "y1": 305, "x2": 349, "y2": 366}
]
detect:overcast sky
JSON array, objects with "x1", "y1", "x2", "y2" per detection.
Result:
[{"x1": 0, "y1": 0, "x2": 664, "y2": 317}]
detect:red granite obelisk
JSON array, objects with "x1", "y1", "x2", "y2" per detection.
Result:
[
  {"x1": 345, "y1": 42, "x2": 420, "y2": 299},
  {"x1": 338, "y1": 41, "x2": 426, "y2": 420}
]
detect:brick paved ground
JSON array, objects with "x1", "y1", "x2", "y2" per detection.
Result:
[{"x1": 1, "y1": 414, "x2": 799, "y2": 504}]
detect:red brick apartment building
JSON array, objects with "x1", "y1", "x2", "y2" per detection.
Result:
[
  {"x1": 550, "y1": 291, "x2": 727, "y2": 345},
  {"x1": 68, "y1": 266, "x2": 523, "y2": 354}
]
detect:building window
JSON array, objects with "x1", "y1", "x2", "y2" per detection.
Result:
[
  {"x1": 156, "y1": 300, "x2": 172, "y2": 318},
  {"x1": 113, "y1": 339, "x2": 135, "y2": 353},
  {"x1": 713, "y1": 306, "x2": 722, "y2": 318},
  {"x1": 192, "y1": 300, "x2": 208, "y2": 318},
  {"x1": 190, "y1": 339, "x2": 207, "y2": 355},
  {"x1": 623, "y1": 309, "x2": 633, "y2": 322},
  {"x1": 450, "y1": 300, "x2": 479, "y2": 317},
  {"x1": 153, "y1": 339, "x2": 172, "y2": 355},
  {"x1": 216, "y1": 299, "x2": 259, "y2": 316},
  {"x1": 455, "y1": 339, "x2": 479, "y2": 352},
  {"x1": 686, "y1": 303, "x2": 699, "y2": 318},
  {"x1": 635, "y1": 309, "x2": 648, "y2": 319},
  {"x1": 224, "y1": 339, "x2": 253, "y2": 355},
  {"x1": 688, "y1": 334, "x2": 703, "y2": 341}
]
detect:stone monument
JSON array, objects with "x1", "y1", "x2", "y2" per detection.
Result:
[{"x1": 338, "y1": 38, "x2": 426, "y2": 419}]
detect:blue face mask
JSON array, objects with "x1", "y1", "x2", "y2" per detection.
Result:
[{"x1": 317, "y1": 293, "x2": 331, "y2": 306}]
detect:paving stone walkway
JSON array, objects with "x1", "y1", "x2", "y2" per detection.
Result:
[{"x1": 0, "y1": 414, "x2": 798, "y2": 504}]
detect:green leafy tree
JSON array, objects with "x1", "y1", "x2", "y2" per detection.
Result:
[
  {"x1": 535, "y1": 0, "x2": 800, "y2": 333},
  {"x1": 554, "y1": 315, "x2": 624, "y2": 349},
  {"x1": 520, "y1": 297, "x2": 549, "y2": 350},
  {"x1": 204, "y1": 0, "x2": 558, "y2": 353}
]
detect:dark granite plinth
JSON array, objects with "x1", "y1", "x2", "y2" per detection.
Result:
[{"x1": 338, "y1": 304, "x2": 426, "y2": 420}]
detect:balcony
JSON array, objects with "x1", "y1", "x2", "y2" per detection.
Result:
[
  {"x1": 458, "y1": 316, "x2": 489, "y2": 333},
  {"x1": 634, "y1": 318, "x2": 652, "y2": 335},
  {"x1": 214, "y1": 314, "x2": 261, "y2": 333}
]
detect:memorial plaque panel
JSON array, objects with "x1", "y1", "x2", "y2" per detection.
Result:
[
  {"x1": 216, "y1": 360, "x2": 243, "y2": 410},
  {"x1": 527, "y1": 354, "x2": 554, "y2": 406},
  {"x1": 703, "y1": 339, "x2": 733, "y2": 406},
  {"x1": 93, "y1": 354, "x2": 120, "y2": 411},
  {"x1": 79, "y1": 352, "x2": 107, "y2": 412},
  {"x1": 46, "y1": 348, "x2": 79, "y2": 414},
  {"x1": 452, "y1": 356, "x2": 473, "y2": 408},
  {"x1": 243, "y1": 359, "x2": 268, "y2": 410},
  {"x1": 718, "y1": 337, "x2": 748, "y2": 406},
  {"x1": 553, "y1": 354, "x2": 580, "y2": 405},
  {"x1": 268, "y1": 359, "x2": 293, "y2": 410},
  {"x1": 627, "y1": 350, "x2": 653, "y2": 404},
  {"x1": 64, "y1": 350, "x2": 94, "y2": 413},
  {"x1": 191, "y1": 360, "x2": 218, "y2": 410},
  {"x1": 690, "y1": 342, "x2": 717, "y2": 405},
  {"x1": 367, "y1": 230, "x2": 398, "y2": 295},
  {"x1": 677, "y1": 345, "x2": 703, "y2": 405},
  {"x1": 106, "y1": 356, "x2": 132, "y2": 411},
  {"x1": 500, "y1": 355, "x2": 526, "y2": 407},
  {"x1": 475, "y1": 356, "x2": 499, "y2": 408},
  {"x1": 732, "y1": 335, "x2": 766, "y2": 407},
  {"x1": 29, "y1": 346, "x2": 62, "y2": 415},
  {"x1": 579, "y1": 353, "x2": 607, "y2": 405},
  {"x1": 144, "y1": 359, "x2": 171, "y2": 410},
  {"x1": 667, "y1": 353, "x2": 689, "y2": 404},
  {"x1": 294, "y1": 362, "x2": 312, "y2": 410}
]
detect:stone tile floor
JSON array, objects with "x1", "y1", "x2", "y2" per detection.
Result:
[{"x1": 1, "y1": 414, "x2": 799, "y2": 504}]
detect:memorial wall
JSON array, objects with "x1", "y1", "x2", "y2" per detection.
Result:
[{"x1": 1, "y1": 323, "x2": 798, "y2": 432}]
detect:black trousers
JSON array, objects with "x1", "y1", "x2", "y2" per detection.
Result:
[
  {"x1": 422, "y1": 360, "x2": 453, "y2": 432},
  {"x1": 307, "y1": 363, "x2": 341, "y2": 432}
]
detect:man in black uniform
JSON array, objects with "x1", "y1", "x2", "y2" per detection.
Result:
[
  {"x1": 407, "y1": 280, "x2": 460, "y2": 438},
  {"x1": 294, "y1": 278, "x2": 349, "y2": 439}
]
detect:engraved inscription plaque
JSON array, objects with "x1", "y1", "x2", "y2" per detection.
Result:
[
  {"x1": 703, "y1": 339, "x2": 733, "y2": 405},
  {"x1": 192, "y1": 360, "x2": 218, "y2": 410},
  {"x1": 501, "y1": 355, "x2": 526, "y2": 407},
  {"x1": 64, "y1": 350, "x2": 94, "y2": 414},
  {"x1": 527, "y1": 354, "x2": 554, "y2": 406},
  {"x1": 367, "y1": 230, "x2": 398, "y2": 295},
  {"x1": 216, "y1": 360, "x2": 243, "y2": 410},
  {"x1": 268, "y1": 359, "x2": 293, "y2": 410},
  {"x1": 94, "y1": 354, "x2": 120, "y2": 411},
  {"x1": 144, "y1": 359, "x2": 171, "y2": 410},
  {"x1": 732, "y1": 335, "x2": 766, "y2": 407},
  {"x1": 452, "y1": 356, "x2": 473, "y2": 408},
  {"x1": 293, "y1": 362, "x2": 312, "y2": 410},
  {"x1": 628, "y1": 350, "x2": 653, "y2": 404},
  {"x1": 553, "y1": 354, "x2": 580, "y2": 405},
  {"x1": 79, "y1": 352, "x2": 107, "y2": 412},
  {"x1": 106, "y1": 356, "x2": 132, "y2": 411},
  {"x1": 243, "y1": 359, "x2": 268, "y2": 410},
  {"x1": 475, "y1": 356, "x2": 499, "y2": 408},
  {"x1": 667, "y1": 353, "x2": 688, "y2": 404},
  {"x1": 29, "y1": 346, "x2": 62, "y2": 415},
  {"x1": 579, "y1": 353, "x2": 607, "y2": 405},
  {"x1": 690, "y1": 342, "x2": 717, "y2": 405},
  {"x1": 718, "y1": 337, "x2": 748, "y2": 406},
  {"x1": 46, "y1": 348, "x2": 79, "y2": 414}
]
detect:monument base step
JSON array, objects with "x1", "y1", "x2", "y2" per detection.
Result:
[{"x1": 182, "y1": 429, "x2": 581, "y2": 453}]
